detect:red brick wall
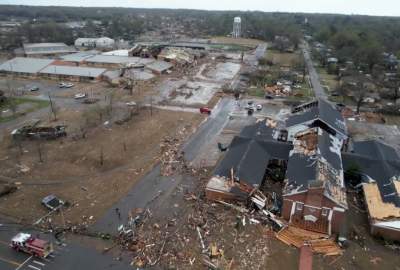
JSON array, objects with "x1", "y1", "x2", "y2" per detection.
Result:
[{"x1": 283, "y1": 190, "x2": 346, "y2": 234}]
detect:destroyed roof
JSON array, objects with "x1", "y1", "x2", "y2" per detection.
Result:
[
  {"x1": 342, "y1": 140, "x2": 400, "y2": 207},
  {"x1": 286, "y1": 99, "x2": 347, "y2": 136},
  {"x1": 239, "y1": 119, "x2": 278, "y2": 140},
  {"x1": 84, "y1": 55, "x2": 153, "y2": 65},
  {"x1": 145, "y1": 60, "x2": 173, "y2": 73},
  {"x1": 0, "y1": 57, "x2": 54, "y2": 74},
  {"x1": 285, "y1": 128, "x2": 347, "y2": 208},
  {"x1": 39, "y1": 65, "x2": 106, "y2": 78},
  {"x1": 214, "y1": 135, "x2": 292, "y2": 187}
]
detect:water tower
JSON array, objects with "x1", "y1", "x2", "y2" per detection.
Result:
[{"x1": 233, "y1": 17, "x2": 241, "y2": 38}]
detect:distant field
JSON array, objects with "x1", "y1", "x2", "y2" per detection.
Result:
[
  {"x1": 265, "y1": 49, "x2": 302, "y2": 67},
  {"x1": 211, "y1": 36, "x2": 265, "y2": 47}
]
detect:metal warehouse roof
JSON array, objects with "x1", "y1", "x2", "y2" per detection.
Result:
[
  {"x1": 85, "y1": 55, "x2": 142, "y2": 64},
  {"x1": 84, "y1": 55, "x2": 155, "y2": 66},
  {"x1": 60, "y1": 50, "x2": 100, "y2": 62},
  {"x1": 23, "y1": 43, "x2": 76, "y2": 55},
  {"x1": 39, "y1": 65, "x2": 106, "y2": 77},
  {"x1": 0, "y1": 57, "x2": 54, "y2": 73},
  {"x1": 145, "y1": 60, "x2": 173, "y2": 72}
]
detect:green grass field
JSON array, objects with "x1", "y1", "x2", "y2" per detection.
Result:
[{"x1": 0, "y1": 97, "x2": 49, "y2": 122}]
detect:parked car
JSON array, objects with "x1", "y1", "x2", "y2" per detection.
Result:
[
  {"x1": 29, "y1": 86, "x2": 39, "y2": 92},
  {"x1": 245, "y1": 104, "x2": 255, "y2": 110},
  {"x1": 59, "y1": 82, "x2": 74, "y2": 88},
  {"x1": 74, "y1": 93, "x2": 87, "y2": 99},
  {"x1": 126, "y1": 101, "x2": 137, "y2": 107},
  {"x1": 265, "y1": 94, "x2": 274, "y2": 99},
  {"x1": 42, "y1": 195, "x2": 64, "y2": 211},
  {"x1": 200, "y1": 107, "x2": 211, "y2": 115}
]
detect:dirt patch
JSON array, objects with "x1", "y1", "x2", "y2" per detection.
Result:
[{"x1": 0, "y1": 107, "x2": 204, "y2": 224}]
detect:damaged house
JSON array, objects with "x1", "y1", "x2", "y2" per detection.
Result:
[
  {"x1": 343, "y1": 140, "x2": 400, "y2": 241},
  {"x1": 286, "y1": 99, "x2": 347, "y2": 142},
  {"x1": 206, "y1": 119, "x2": 292, "y2": 202},
  {"x1": 282, "y1": 127, "x2": 347, "y2": 235}
]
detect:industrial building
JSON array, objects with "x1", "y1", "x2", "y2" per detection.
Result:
[
  {"x1": 39, "y1": 65, "x2": 106, "y2": 82},
  {"x1": 21, "y1": 43, "x2": 76, "y2": 58},
  {"x1": 0, "y1": 57, "x2": 54, "y2": 77},
  {"x1": 59, "y1": 50, "x2": 100, "y2": 65},
  {"x1": 83, "y1": 55, "x2": 154, "y2": 68},
  {"x1": 75, "y1": 37, "x2": 115, "y2": 49}
]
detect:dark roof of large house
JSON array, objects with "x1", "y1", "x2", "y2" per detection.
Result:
[
  {"x1": 343, "y1": 140, "x2": 400, "y2": 207},
  {"x1": 286, "y1": 128, "x2": 344, "y2": 192},
  {"x1": 284, "y1": 128, "x2": 348, "y2": 208},
  {"x1": 213, "y1": 120, "x2": 292, "y2": 187},
  {"x1": 286, "y1": 99, "x2": 347, "y2": 136}
]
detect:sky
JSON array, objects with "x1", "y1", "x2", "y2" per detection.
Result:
[{"x1": 1, "y1": 0, "x2": 400, "y2": 17}]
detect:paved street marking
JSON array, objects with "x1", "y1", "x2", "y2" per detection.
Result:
[
  {"x1": 33, "y1": 260, "x2": 45, "y2": 266},
  {"x1": 48, "y1": 254, "x2": 55, "y2": 258},
  {"x1": 15, "y1": 255, "x2": 33, "y2": 270},
  {"x1": 0, "y1": 255, "x2": 20, "y2": 267},
  {"x1": 28, "y1": 265, "x2": 41, "y2": 270}
]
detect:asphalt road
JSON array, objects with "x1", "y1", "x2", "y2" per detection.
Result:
[
  {"x1": 93, "y1": 97, "x2": 235, "y2": 234},
  {"x1": 0, "y1": 220, "x2": 132, "y2": 270},
  {"x1": 301, "y1": 42, "x2": 327, "y2": 100}
]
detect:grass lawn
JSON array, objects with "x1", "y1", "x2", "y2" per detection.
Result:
[
  {"x1": 0, "y1": 97, "x2": 49, "y2": 122},
  {"x1": 248, "y1": 88, "x2": 266, "y2": 98},
  {"x1": 264, "y1": 49, "x2": 302, "y2": 67},
  {"x1": 317, "y1": 67, "x2": 339, "y2": 93},
  {"x1": 292, "y1": 81, "x2": 314, "y2": 98}
]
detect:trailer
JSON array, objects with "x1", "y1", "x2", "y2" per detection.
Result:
[
  {"x1": 11, "y1": 125, "x2": 66, "y2": 140},
  {"x1": 10, "y1": 233, "x2": 54, "y2": 258}
]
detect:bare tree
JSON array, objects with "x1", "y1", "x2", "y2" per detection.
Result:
[
  {"x1": 37, "y1": 141, "x2": 43, "y2": 163},
  {"x1": 48, "y1": 93, "x2": 58, "y2": 121},
  {"x1": 99, "y1": 146, "x2": 104, "y2": 166}
]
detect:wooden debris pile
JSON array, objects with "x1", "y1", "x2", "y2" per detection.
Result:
[{"x1": 276, "y1": 226, "x2": 342, "y2": 256}]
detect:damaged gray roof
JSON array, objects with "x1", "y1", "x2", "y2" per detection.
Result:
[
  {"x1": 286, "y1": 128, "x2": 344, "y2": 192},
  {"x1": 213, "y1": 120, "x2": 292, "y2": 187},
  {"x1": 286, "y1": 99, "x2": 347, "y2": 136},
  {"x1": 343, "y1": 140, "x2": 400, "y2": 207},
  {"x1": 214, "y1": 136, "x2": 292, "y2": 186}
]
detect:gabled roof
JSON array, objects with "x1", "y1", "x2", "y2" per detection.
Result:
[
  {"x1": 343, "y1": 140, "x2": 400, "y2": 207},
  {"x1": 285, "y1": 128, "x2": 347, "y2": 208},
  {"x1": 286, "y1": 99, "x2": 347, "y2": 136},
  {"x1": 213, "y1": 120, "x2": 292, "y2": 187}
]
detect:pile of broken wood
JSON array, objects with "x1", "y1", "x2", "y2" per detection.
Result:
[{"x1": 276, "y1": 226, "x2": 342, "y2": 256}]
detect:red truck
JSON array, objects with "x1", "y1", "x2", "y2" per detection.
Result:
[
  {"x1": 199, "y1": 107, "x2": 211, "y2": 115},
  {"x1": 10, "y1": 233, "x2": 54, "y2": 258}
]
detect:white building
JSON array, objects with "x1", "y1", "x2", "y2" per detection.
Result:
[{"x1": 75, "y1": 37, "x2": 115, "y2": 49}]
